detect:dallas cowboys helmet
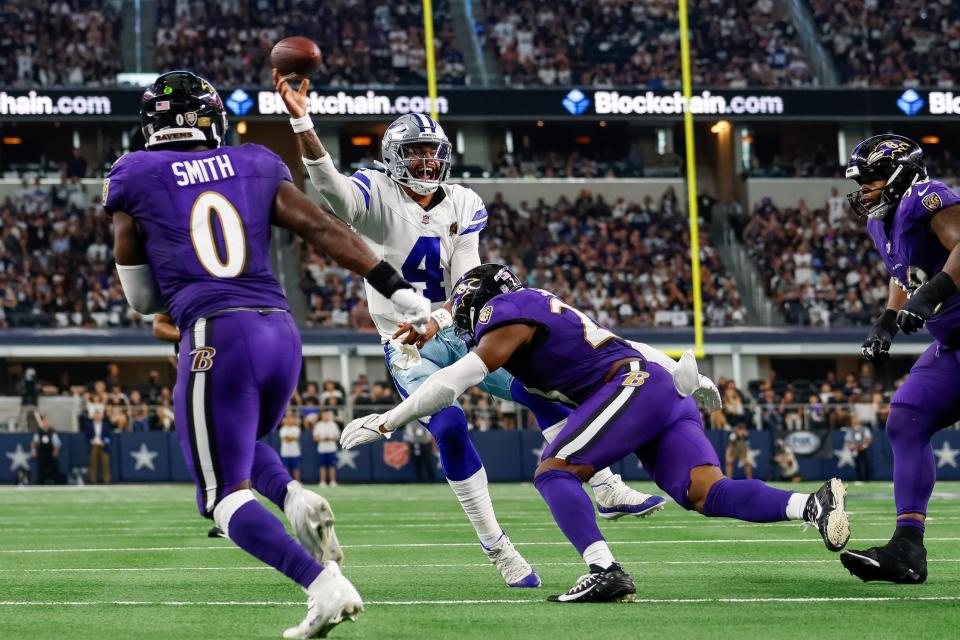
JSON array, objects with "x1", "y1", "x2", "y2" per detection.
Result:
[
  {"x1": 845, "y1": 134, "x2": 926, "y2": 220},
  {"x1": 380, "y1": 113, "x2": 452, "y2": 196},
  {"x1": 450, "y1": 263, "x2": 523, "y2": 343},
  {"x1": 140, "y1": 71, "x2": 228, "y2": 150}
]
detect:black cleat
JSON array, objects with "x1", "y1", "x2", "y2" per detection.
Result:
[
  {"x1": 548, "y1": 563, "x2": 636, "y2": 603},
  {"x1": 804, "y1": 478, "x2": 850, "y2": 552},
  {"x1": 841, "y1": 536, "x2": 927, "y2": 584},
  {"x1": 208, "y1": 526, "x2": 227, "y2": 539}
]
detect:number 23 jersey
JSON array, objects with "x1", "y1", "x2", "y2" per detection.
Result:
[
  {"x1": 102, "y1": 144, "x2": 290, "y2": 330},
  {"x1": 338, "y1": 168, "x2": 487, "y2": 340},
  {"x1": 473, "y1": 288, "x2": 644, "y2": 407}
]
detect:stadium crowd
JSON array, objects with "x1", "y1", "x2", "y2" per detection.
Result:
[
  {"x1": 155, "y1": 0, "x2": 466, "y2": 87},
  {"x1": 479, "y1": 0, "x2": 813, "y2": 88},
  {"x1": 299, "y1": 187, "x2": 746, "y2": 329},
  {"x1": 807, "y1": 0, "x2": 959, "y2": 87},
  {"x1": 0, "y1": 1, "x2": 123, "y2": 87},
  {"x1": 741, "y1": 192, "x2": 888, "y2": 326}
]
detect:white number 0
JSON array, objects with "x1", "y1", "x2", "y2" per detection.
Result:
[
  {"x1": 548, "y1": 297, "x2": 615, "y2": 349},
  {"x1": 190, "y1": 191, "x2": 246, "y2": 278}
]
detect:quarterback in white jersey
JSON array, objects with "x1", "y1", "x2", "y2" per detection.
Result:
[{"x1": 274, "y1": 70, "x2": 665, "y2": 589}]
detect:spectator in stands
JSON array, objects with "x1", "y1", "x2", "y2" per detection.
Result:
[
  {"x1": 128, "y1": 389, "x2": 151, "y2": 432},
  {"x1": 779, "y1": 389, "x2": 804, "y2": 431},
  {"x1": 312, "y1": 410, "x2": 341, "y2": 487},
  {"x1": 106, "y1": 385, "x2": 130, "y2": 432},
  {"x1": 806, "y1": 394, "x2": 827, "y2": 430},
  {"x1": 279, "y1": 408, "x2": 302, "y2": 482},
  {"x1": 404, "y1": 423, "x2": 436, "y2": 482},
  {"x1": 84, "y1": 408, "x2": 112, "y2": 484},
  {"x1": 725, "y1": 422, "x2": 753, "y2": 479},
  {"x1": 66, "y1": 149, "x2": 88, "y2": 179},
  {"x1": 30, "y1": 413, "x2": 61, "y2": 484},
  {"x1": 320, "y1": 380, "x2": 345, "y2": 407},
  {"x1": 845, "y1": 414, "x2": 873, "y2": 482},
  {"x1": 18, "y1": 367, "x2": 39, "y2": 431}
]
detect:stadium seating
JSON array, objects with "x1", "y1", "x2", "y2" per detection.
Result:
[
  {"x1": 155, "y1": 0, "x2": 466, "y2": 87},
  {"x1": 479, "y1": 0, "x2": 813, "y2": 87}
]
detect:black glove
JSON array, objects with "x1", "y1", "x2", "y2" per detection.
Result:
[
  {"x1": 861, "y1": 308, "x2": 898, "y2": 364},
  {"x1": 897, "y1": 272, "x2": 958, "y2": 335}
]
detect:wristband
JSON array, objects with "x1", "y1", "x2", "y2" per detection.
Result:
[
  {"x1": 290, "y1": 114, "x2": 314, "y2": 133},
  {"x1": 367, "y1": 260, "x2": 412, "y2": 299},
  {"x1": 430, "y1": 308, "x2": 453, "y2": 331}
]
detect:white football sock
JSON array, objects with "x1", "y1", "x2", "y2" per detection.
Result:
[
  {"x1": 785, "y1": 492, "x2": 809, "y2": 521},
  {"x1": 541, "y1": 421, "x2": 617, "y2": 489},
  {"x1": 582, "y1": 540, "x2": 615, "y2": 570},
  {"x1": 447, "y1": 468, "x2": 503, "y2": 547}
]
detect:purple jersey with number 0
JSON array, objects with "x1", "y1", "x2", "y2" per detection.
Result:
[
  {"x1": 473, "y1": 288, "x2": 642, "y2": 406},
  {"x1": 103, "y1": 144, "x2": 290, "y2": 329},
  {"x1": 867, "y1": 179, "x2": 960, "y2": 346}
]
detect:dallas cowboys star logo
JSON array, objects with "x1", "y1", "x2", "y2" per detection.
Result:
[
  {"x1": 833, "y1": 446, "x2": 856, "y2": 468},
  {"x1": 934, "y1": 441, "x2": 959, "y2": 469},
  {"x1": 336, "y1": 449, "x2": 358, "y2": 470},
  {"x1": 5, "y1": 444, "x2": 30, "y2": 471},
  {"x1": 130, "y1": 443, "x2": 158, "y2": 471}
]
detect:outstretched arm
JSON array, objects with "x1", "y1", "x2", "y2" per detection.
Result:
[
  {"x1": 112, "y1": 211, "x2": 166, "y2": 315},
  {"x1": 341, "y1": 324, "x2": 535, "y2": 448}
]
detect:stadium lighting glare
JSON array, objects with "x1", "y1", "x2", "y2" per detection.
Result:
[
  {"x1": 710, "y1": 120, "x2": 731, "y2": 134},
  {"x1": 599, "y1": 120, "x2": 607, "y2": 127},
  {"x1": 575, "y1": 136, "x2": 591, "y2": 145},
  {"x1": 350, "y1": 135, "x2": 372, "y2": 146},
  {"x1": 536, "y1": 120, "x2": 544, "y2": 127},
  {"x1": 505, "y1": 130, "x2": 514, "y2": 153},
  {"x1": 236, "y1": 121, "x2": 248, "y2": 135},
  {"x1": 2, "y1": 136, "x2": 22, "y2": 145},
  {"x1": 921, "y1": 135, "x2": 940, "y2": 144}
]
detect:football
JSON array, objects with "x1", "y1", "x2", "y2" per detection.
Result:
[{"x1": 270, "y1": 36, "x2": 322, "y2": 81}]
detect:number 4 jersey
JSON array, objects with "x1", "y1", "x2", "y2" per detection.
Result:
[
  {"x1": 103, "y1": 144, "x2": 290, "y2": 329},
  {"x1": 473, "y1": 288, "x2": 644, "y2": 407},
  {"x1": 310, "y1": 160, "x2": 487, "y2": 341}
]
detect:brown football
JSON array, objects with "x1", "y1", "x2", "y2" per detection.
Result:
[{"x1": 270, "y1": 36, "x2": 322, "y2": 81}]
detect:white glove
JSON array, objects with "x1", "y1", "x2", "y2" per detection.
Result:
[
  {"x1": 693, "y1": 374, "x2": 723, "y2": 412},
  {"x1": 390, "y1": 288, "x2": 431, "y2": 333},
  {"x1": 672, "y1": 351, "x2": 723, "y2": 412},
  {"x1": 340, "y1": 413, "x2": 394, "y2": 450}
]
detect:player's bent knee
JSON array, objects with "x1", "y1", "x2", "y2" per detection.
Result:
[
  {"x1": 427, "y1": 406, "x2": 468, "y2": 444},
  {"x1": 687, "y1": 465, "x2": 725, "y2": 513},
  {"x1": 212, "y1": 488, "x2": 256, "y2": 537},
  {"x1": 535, "y1": 456, "x2": 594, "y2": 483}
]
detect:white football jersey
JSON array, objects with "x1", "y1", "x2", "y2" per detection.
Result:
[{"x1": 308, "y1": 158, "x2": 486, "y2": 339}]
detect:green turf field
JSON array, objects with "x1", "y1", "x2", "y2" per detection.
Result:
[{"x1": 2, "y1": 481, "x2": 960, "y2": 639}]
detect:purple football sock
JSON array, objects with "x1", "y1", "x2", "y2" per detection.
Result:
[
  {"x1": 510, "y1": 379, "x2": 572, "y2": 429},
  {"x1": 702, "y1": 478, "x2": 791, "y2": 523},
  {"x1": 228, "y1": 498, "x2": 323, "y2": 589},
  {"x1": 534, "y1": 469, "x2": 604, "y2": 555},
  {"x1": 887, "y1": 406, "x2": 936, "y2": 523},
  {"x1": 252, "y1": 441, "x2": 293, "y2": 509}
]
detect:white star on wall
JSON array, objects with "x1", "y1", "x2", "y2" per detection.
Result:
[
  {"x1": 5, "y1": 444, "x2": 30, "y2": 471},
  {"x1": 130, "y1": 443, "x2": 159, "y2": 471},
  {"x1": 834, "y1": 446, "x2": 856, "y2": 468},
  {"x1": 739, "y1": 448, "x2": 761, "y2": 469},
  {"x1": 934, "y1": 442, "x2": 959, "y2": 469},
  {"x1": 336, "y1": 449, "x2": 358, "y2": 470}
]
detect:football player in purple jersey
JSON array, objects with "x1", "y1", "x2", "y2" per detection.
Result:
[
  {"x1": 105, "y1": 71, "x2": 431, "y2": 638},
  {"x1": 340, "y1": 264, "x2": 851, "y2": 602},
  {"x1": 841, "y1": 134, "x2": 960, "y2": 584}
]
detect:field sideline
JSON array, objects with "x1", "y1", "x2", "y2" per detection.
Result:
[{"x1": 2, "y1": 482, "x2": 960, "y2": 639}]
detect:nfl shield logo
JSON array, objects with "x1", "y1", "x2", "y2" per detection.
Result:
[
  {"x1": 185, "y1": 111, "x2": 198, "y2": 126},
  {"x1": 422, "y1": 214, "x2": 430, "y2": 224},
  {"x1": 383, "y1": 442, "x2": 409, "y2": 470}
]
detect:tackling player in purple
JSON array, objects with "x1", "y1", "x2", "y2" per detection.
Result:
[
  {"x1": 842, "y1": 134, "x2": 960, "y2": 584},
  {"x1": 341, "y1": 264, "x2": 851, "y2": 602},
  {"x1": 105, "y1": 71, "x2": 431, "y2": 638}
]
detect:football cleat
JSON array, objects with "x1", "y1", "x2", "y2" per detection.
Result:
[
  {"x1": 283, "y1": 561, "x2": 363, "y2": 639},
  {"x1": 548, "y1": 563, "x2": 636, "y2": 603},
  {"x1": 841, "y1": 536, "x2": 927, "y2": 584},
  {"x1": 592, "y1": 474, "x2": 667, "y2": 520},
  {"x1": 207, "y1": 525, "x2": 227, "y2": 538},
  {"x1": 481, "y1": 533, "x2": 541, "y2": 588},
  {"x1": 284, "y1": 486, "x2": 344, "y2": 565},
  {"x1": 803, "y1": 478, "x2": 850, "y2": 552}
]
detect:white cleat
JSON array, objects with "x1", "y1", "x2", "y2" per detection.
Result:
[
  {"x1": 284, "y1": 486, "x2": 344, "y2": 565},
  {"x1": 481, "y1": 532, "x2": 541, "y2": 588},
  {"x1": 592, "y1": 474, "x2": 667, "y2": 520},
  {"x1": 283, "y1": 561, "x2": 363, "y2": 639}
]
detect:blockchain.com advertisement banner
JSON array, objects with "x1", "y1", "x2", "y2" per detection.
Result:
[{"x1": 1, "y1": 87, "x2": 959, "y2": 121}]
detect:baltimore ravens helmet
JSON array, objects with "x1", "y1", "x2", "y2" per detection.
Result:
[
  {"x1": 140, "y1": 71, "x2": 228, "y2": 150},
  {"x1": 451, "y1": 263, "x2": 523, "y2": 342},
  {"x1": 845, "y1": 134, "x2": 926, "y2": 220}
]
